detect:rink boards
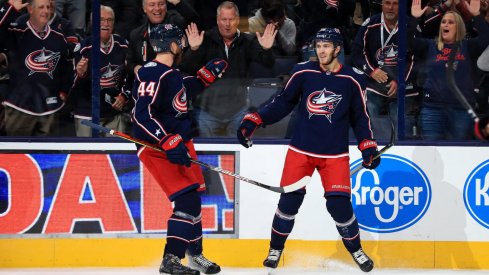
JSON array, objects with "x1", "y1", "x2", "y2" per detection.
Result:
[{"x1": 0, "y1": 141, "x2": 488, "y2": 269}]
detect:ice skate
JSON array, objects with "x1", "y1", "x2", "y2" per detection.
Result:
[
  {"x1": 187, "y1": 253, "x2": 221, "y2": 274},
  {"x1": 159, "y1": 253, "x2": 200, "y2": 275},
  {"x1": 263, "y1": 248, "x2": 283, "y2": 269},
  {"x1": 350, "y1": 248, "x2": 374, "y2": 272}
]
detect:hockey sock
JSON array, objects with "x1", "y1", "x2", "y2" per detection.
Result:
[
  {"x1": 187, "y1": 216, "x2": 203, "y2": 256},
  {"x1": 326, "y1": 195, "x2": 361, "y2": 253},
  {"x1": 166, "y1": 190, "x2": 201, "y2": 258},
  {"x1": 270, "y1": 191, "x2": 305, "y2": 250}
]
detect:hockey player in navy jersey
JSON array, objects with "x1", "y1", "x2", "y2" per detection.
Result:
[
  {"x1": 237, "y1": 28, "x2": 378, "y2": 272},
  {"x1": 132, "y1": 23, "x2": 228, "y2": 275}
]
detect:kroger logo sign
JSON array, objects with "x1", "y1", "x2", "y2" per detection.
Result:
[
  {"x1": 463, "y1": 160, "x2": 489, "y2": 229},
  {"x1": 350, "y1": 155, "x2": 431, "y2": 233}
]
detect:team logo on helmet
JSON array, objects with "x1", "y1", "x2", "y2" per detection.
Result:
[
  {"x1": 25, "y1": 47, "x2": 60, "y2": 79},
  {"x1": 150, "y1": 24, "x2": 185, "y2": 53},
  {"x1": 315, "y1": 28, "x2": 343, "y2": 45},
  {"x1": 100, "y1": 63, "x2": 122, "y2": 88},
  {"x1": 306, "y1": 89, "x2": 342, "y2": 122},
  {"x1": 172, "y1": 87, "x2": 188, "y2": 116}
]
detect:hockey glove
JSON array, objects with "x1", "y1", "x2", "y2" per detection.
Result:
[
  {"x1": 197, "y1": 58, "x2": 229, "y2": 87},
  {"x1": 475, "y1": 116, "x2": 489, "y2": 141},
  {"x1": 237, "y1": 113, "x2": 263, "y2": 148},
  {"x1": 358, "y1": 139, "x2": 381, "y2": 169},
  {"x1": 159, "y1": 134, "x2": 191, "y2": 167}
]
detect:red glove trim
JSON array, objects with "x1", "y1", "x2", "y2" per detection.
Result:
[
  {"x1": 243, "y1": 112, "x2": 263, "y2": 126},
  {"x1": 359, "y1": 139, "x2": 377, "y2": 151},
  {"x1": 197, "y1": 67, "x2": 216, "y2": 87},
  {"x1": 160, "y1": 134, "x2": 183, "y2": 151}
]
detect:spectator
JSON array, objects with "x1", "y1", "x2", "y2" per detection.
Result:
[
  {"x1": 477, "y1": 0, "x2": 489, "y2": 71},
  {"x1": 126, "y1": 0, "x2": 199, "y2": 77},
  {"x1": 0, "y1": 0, "x2": 73, "y2": 136},
  {"x1": 70, "y1": 5, "x2": 131, "y2": 137},
  {"x1": 17, "y1": 0, "x2": 79, "y2": 58},
  {"x1": 248, "y1": 0, "x2": 297, "y2": 56},
  {"x1": 410, "y1": 0, "x2": 489, "y2": 140},
  {"x1": 180, "y1": 1, "x2": 276, "y2": 137},
  {"x1": 418, "y1": 0, "x2": 478, "y2": 38},
  {"x1": 296, "y1": 0, "x2": 356, "y2": 61},
  {"x1": 54, "y1": 0, "x2": 86, "y2": 37},
  {"x1": 351, "y1": 0, "x2": 417, "y2": 140},
  {"x1": 100, "y1": 0, "x2": 143, "y2": 40}
]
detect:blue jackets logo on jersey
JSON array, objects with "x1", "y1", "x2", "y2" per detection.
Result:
[
  {"x1": 25, "y1": 47, "x2": 60, "y2": 79},
  {"x1": 375, "y1": 44, "x2": 398, "y2": 66},
  {"x1": 350, "y1": 155, "x2": 432, "y2": 233},
  {"x1": 172, "y1": 88, "x2": 188, "y2": 115},
  {"x1": 464, "y1": 160, "x2": 489, "y2": 229},
  {"x1": 100, "y1": 63, "x2": 122, "y2": 88},
  {"x1": 306, "y1": 89, "x2": 342, "y2": 122}
]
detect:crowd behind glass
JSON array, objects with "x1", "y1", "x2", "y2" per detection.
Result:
[{"x1": 0, "y1": 0, "x2": 488, "y2": 141}]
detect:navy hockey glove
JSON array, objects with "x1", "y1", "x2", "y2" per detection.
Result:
[
  {"x1": 159, "y1": 134, "x2": 191, "y2": 167},
  {"x1": 237, "y1": 113, "x2": 263, "y2": 148},
  {"x1": 475, "y1": 116, "x2": 489, "y2": 141},
  {"x1": 197, "y1": 58, "x2": 229, "y2": 87},
  {"x1": 358, "y1": 139, "x2": 381, "y2": 169}
]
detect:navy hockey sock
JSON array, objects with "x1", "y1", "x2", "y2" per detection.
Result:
[
  {"x1": 166, "y1": 191, "x2": 201, "y2": 258},
  {"x1": 326, "y1": 196, "x2": 361, "y2": 253},
  {"x1": 270, "y1": 191, "x2": 305, "y2": 250},
  {"x1": 187, "y1": 218, "x2": 203, "y2": 256}
]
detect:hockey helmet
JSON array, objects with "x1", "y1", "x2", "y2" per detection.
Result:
[
  {"x1": 314, "y1": 27, "x2": 343, "y2": 46},
  {"x1": 149, "y1": 24, "x2": 185, "y2": 53}
]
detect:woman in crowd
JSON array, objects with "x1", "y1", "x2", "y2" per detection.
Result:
[{"x1": 410, "y1": 0, "x2": 489, "y2": 140}]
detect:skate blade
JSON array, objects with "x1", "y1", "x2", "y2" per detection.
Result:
[{"x1": 267, "y1": 267, "x2": 277, "y2": 275}]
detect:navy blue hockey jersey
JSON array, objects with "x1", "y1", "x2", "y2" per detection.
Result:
[
  {"x1": 131, "y1": 61, "x2": 204, "y2": 143},
  {"x1": 0, "y1": 2, "x2": 72, "y2": 115},
  {"x1": 351, "y1": 13, "x2": 415, "y2": 97},
  {"x1": 71, "y1": 34, "x2": 129, "y2": 119},
  {"x1": 259, "y1": 61, "x2": 373, "y2": 156}
]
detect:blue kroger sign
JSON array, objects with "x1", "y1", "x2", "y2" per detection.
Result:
[
  {"x1": 463, "y1": 160, "x2": 489, "y2": 229},
  {"x1": 350, "y1": 154, "x2": 431, "y2": 233}
]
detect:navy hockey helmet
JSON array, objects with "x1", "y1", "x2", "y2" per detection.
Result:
[
  {"x1": 314, "y1": 27, "x2": 343, "y2": 46},
  {"x1": 149, "y1": 24, "x2": 185, "y2": 53}
]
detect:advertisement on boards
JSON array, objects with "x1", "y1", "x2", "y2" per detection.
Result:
[{"x1": 0, "y1": 151, "x2": 236, "y2": 235}]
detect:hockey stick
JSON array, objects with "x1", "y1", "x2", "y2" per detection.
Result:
[
  {"x1": 350, "y1": 116, "x2": 395, "y2": 176},
  {"x1": 446, "y1": 42, "x2": 479, "y2": 122},
  {"x1": 80, "y1": 120, "x2": 310, "y2": 193}
]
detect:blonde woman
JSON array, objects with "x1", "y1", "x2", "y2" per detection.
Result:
[{"x1": 410, "y1": 0, "x2": 489, "y2": 140}]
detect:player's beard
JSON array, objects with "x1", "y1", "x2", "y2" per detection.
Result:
[{"x1": 319, "y1": 51, "x2": 336, "y2": 67}]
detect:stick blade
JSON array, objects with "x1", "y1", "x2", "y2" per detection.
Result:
[{"x1": 282, "y1": 176, "x2": 311, "y2": 193}]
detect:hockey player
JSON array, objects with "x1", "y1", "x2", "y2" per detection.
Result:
[
  {"x1": 132, "y1": 23, "x2": 228, "y2": 275},
  {"x1": 237, "y1": 28, "x2": 378, "y2": 273}
]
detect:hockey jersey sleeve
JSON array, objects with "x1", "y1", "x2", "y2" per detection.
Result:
[
  {"x1": 0, "y1": 2, "x2": 20, "y2": 29},
  {"x1": 182, "y1": 75, "x2": 205, "y2": 99},
  {"x1": 258, "y1": 64, "x2": 303, "y2": 125},
  {"x1": 348, "y1": 69, "x2": 374, "y2": 143},
  {"x1": 351, "y1": 19, "x2": 376, "y2": 76}
]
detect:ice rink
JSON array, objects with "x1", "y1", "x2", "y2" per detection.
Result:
[{"x1": 1, "y1": 266, "x2": 488, "y2": 275}]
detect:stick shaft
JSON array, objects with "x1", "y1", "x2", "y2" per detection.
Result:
[{"x1": 80, "y1": 120, "x2": 289, "y2": 193}]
